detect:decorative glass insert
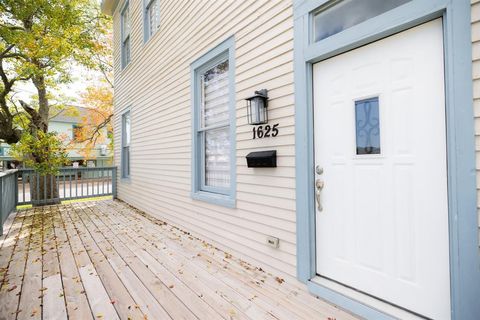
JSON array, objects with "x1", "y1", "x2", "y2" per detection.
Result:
[
  {"x1": 355, "y1": 97, "x2": 380, "y2": 155},
  {"x1": 313, "y1": 0, "x2": 411, "y2": 42}
]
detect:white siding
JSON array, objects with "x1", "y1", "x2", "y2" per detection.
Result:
[
  {"x1": 111, "y1": 0, "x2": 480, "y2": 280},
  {"x1": 473, "y1": 0, "x2": 480, "y2": 244},
  {"x1": 112, "y1": 0, "x2": 298, "y2": 281}
]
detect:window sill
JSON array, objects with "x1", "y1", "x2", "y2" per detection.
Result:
[
  {"x1": 120, "y1": 60, "x2": 132, "y2": 73},
  {"x1": 120, "y1": 177, "x2": 131, "y2": 184},
  {"x1": 143, "y1": 29, "x2": 160, "y2": 46},
  {"x1": 191, "y1": 191, "x2": 235, "y2": 208}
]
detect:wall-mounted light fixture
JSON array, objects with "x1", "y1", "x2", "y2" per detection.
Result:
[{"x1": 246, "y1": 89, "x2": 268, "y2": 125}]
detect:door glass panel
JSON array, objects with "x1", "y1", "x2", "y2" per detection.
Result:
[
  {"x1": 355, "y1": 97, "x2": 380, "y2": 155},
  {"x1": 313, "y1": 0, "x2": 411, "y2": 42}
]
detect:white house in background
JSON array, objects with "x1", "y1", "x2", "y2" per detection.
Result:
[
  {"x1": 102, "y1": 0, "x2": 480, "y2": 319},
  {"x1": 0, "y1": 105, "x2": 113, "y2": 170}
]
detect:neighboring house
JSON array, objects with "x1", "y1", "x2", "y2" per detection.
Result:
[
  {"x1": 102, "y1": 1, "x2": 480, "y2": 319},
  {"x1": 0, "y1": 106, "x2": 113, "y2": 169}
]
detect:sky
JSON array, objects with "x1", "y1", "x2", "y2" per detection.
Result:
[{"x1": 14, "y1": 64, "x2": 102, "y2": 107}]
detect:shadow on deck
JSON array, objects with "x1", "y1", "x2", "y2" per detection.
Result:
[{"x1": 0, "y1": 200, "x2": 358, "y2": 320}]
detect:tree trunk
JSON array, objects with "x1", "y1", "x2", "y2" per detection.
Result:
[
  {"x1": 32, "y1": 74, "x2": 49, "y2": 132},
  {"x1": 30, "y1": 174, "x2": 60, "y2": 206}
]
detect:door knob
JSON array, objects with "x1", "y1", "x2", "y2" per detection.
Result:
[
  {"x1": 316, "y1": 165, "x2": 323, "y2": 175},
  {"x1": 315, "y1": 179, "x2": 324, "y2": 211}
]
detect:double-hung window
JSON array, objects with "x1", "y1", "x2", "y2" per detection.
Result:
[
  {"x1": 122, "y1": 111, "x2": 131, "y2": 178},
  {"x1": 191, "y1": 38, "x2": 236, "y2": 207},
  {"x1": 121, "y1": 2, "x2": 131, "y2": 68},
  {"x1": 145, "y1": 0, "x2": 160, "y2": 41}
]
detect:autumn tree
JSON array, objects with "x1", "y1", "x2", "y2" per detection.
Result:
[
  {"x1": 0, "y1": 0, "x2": 111, "y2": 204},
  {"x1": 73, "y1": 28, "x2": 113, "y2": 162},
  {"x1": 74, "y1": 82, "x2": 113, "y2": 161}
]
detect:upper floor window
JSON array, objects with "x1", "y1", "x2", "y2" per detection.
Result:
[
  {"x1": 121, "y1": 2, "x2": 131, "y2": 68},
  {"x1": 191, "y1": 37, "x2": 236, "y2": 208},
  {"x1": 72, "y1": 124, "x2": 82, "y2": 142},
  {"x1": 145, "y1": 0, "x2": 160, "y2": 41}
]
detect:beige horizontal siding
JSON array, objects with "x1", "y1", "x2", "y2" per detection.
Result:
[
  {"x1": 112, "y1": 0, "x2": 298, "y2": 281},
  {"x1": 473, "y1": 0, "x2": 480, "y2": 244},
  {"x1": 111, "y1": 0, "x2": 480, "y2": 281}
]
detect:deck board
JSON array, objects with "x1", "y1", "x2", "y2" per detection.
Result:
[
  {"x1": 0, "y1": 200, "x2": 359, "y2": 320},
  {"x1": 17, "y1": 208, "x2": 42, "y2": 320}
]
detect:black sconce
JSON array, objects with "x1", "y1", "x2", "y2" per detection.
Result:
[{"x1": 246, "y1": 89, "x2": 268, "y2": 125}]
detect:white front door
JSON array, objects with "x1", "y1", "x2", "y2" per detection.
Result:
[{"x1": 313, "y1": 19, "x2": 450, "y2": 320}]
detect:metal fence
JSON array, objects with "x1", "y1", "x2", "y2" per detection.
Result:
[
  {"x1": 17, "y1": 167, "x2": 117, "y2": 206},
  {"x1": 0, "y1": 170, "x2": 18, "y2": 236}
]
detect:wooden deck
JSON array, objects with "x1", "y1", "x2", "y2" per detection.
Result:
[{"x1": 0, "y1": 200, "x2": 358, "y2": 320}]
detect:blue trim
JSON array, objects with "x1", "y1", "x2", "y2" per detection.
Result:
[
  {"x1": 294, "y1": 0, "x2": 480, "y2": 319},
  {"x1": 307, "y1": 281, "x2": 396, "y2": 320},
  {"x1": 191, "y1": 191, "x2": 235, "y2": 208},
  {"x1": 190, "y1": 36, "x2": 236, "y2": 208}
]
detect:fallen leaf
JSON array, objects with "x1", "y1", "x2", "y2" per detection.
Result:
[
  {"x1": 7, "y1": 285, "x2": 17, "y2": 292},
  {"x1": 275, "y1": 277, "x2": 285, "y2": 284}
]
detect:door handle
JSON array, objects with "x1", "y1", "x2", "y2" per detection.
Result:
[{"x1": 315, "y1": 179, "x2": 324, "y2": 211}]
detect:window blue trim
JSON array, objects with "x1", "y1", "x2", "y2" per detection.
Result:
[
  {"x1": 121, "y1": 108, "x2": 131, "y2": 180},
  {"x1": 294, "y1": 0, "x2": 479, "y2": 319},
  {"x1": 143, "y1": 0, "x2": 160, "y2": 43},
  {"x1": 190, "y1": 36, "x2": 236, "y2": 208},
  {"x1": 120, "y1": 0, "x2": 130, "y2": 69}
]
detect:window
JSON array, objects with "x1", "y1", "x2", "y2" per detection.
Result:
[
  {"x1": 122, "y1": 111, "x2": 131, "y2": 178},
  {"x1": 72, "y1": 125, "x2": 82, "y2": 142},
  {"x1": 313, "y1": 0, "x2": 411, "y2": 42},
  {"x1": 355, "y1": 97, "x2": 380, "y2": 155},
  {"x1": 145, "y1": 0, "x2": 160, "y2": 41},
  {"x1": 191, "y1": 37, "x2": 235, "y2": 207},
  {"x1": 121, "y1": 2, "x2": 131, "y2": 68}
]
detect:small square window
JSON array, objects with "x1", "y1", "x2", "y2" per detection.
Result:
[{"x1": 355, "y1": 97, "x2": 380, "y2": 155}]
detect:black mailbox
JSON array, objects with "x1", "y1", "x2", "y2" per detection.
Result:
[{"x1": 246, "y1": 150, "x2": 277, "y2": 168}]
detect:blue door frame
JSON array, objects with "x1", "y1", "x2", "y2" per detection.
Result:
[{"x1": 293, "y1": 0, "x2": 480, "y2": 319}]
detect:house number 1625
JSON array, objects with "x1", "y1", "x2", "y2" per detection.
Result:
[{"x1": 252, "y1": 124, "x2": 279, "y2": 139}]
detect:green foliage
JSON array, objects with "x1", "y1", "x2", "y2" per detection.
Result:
[
  {"x1": 10, "y1": 130, "x2": 68, "y2": 175},
  {"x1": 0, "y1": 0, "x2": 111, "y2": 82},
  {"x1": 0, "y1": 0, "x2": 112, "y2": 144}
]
